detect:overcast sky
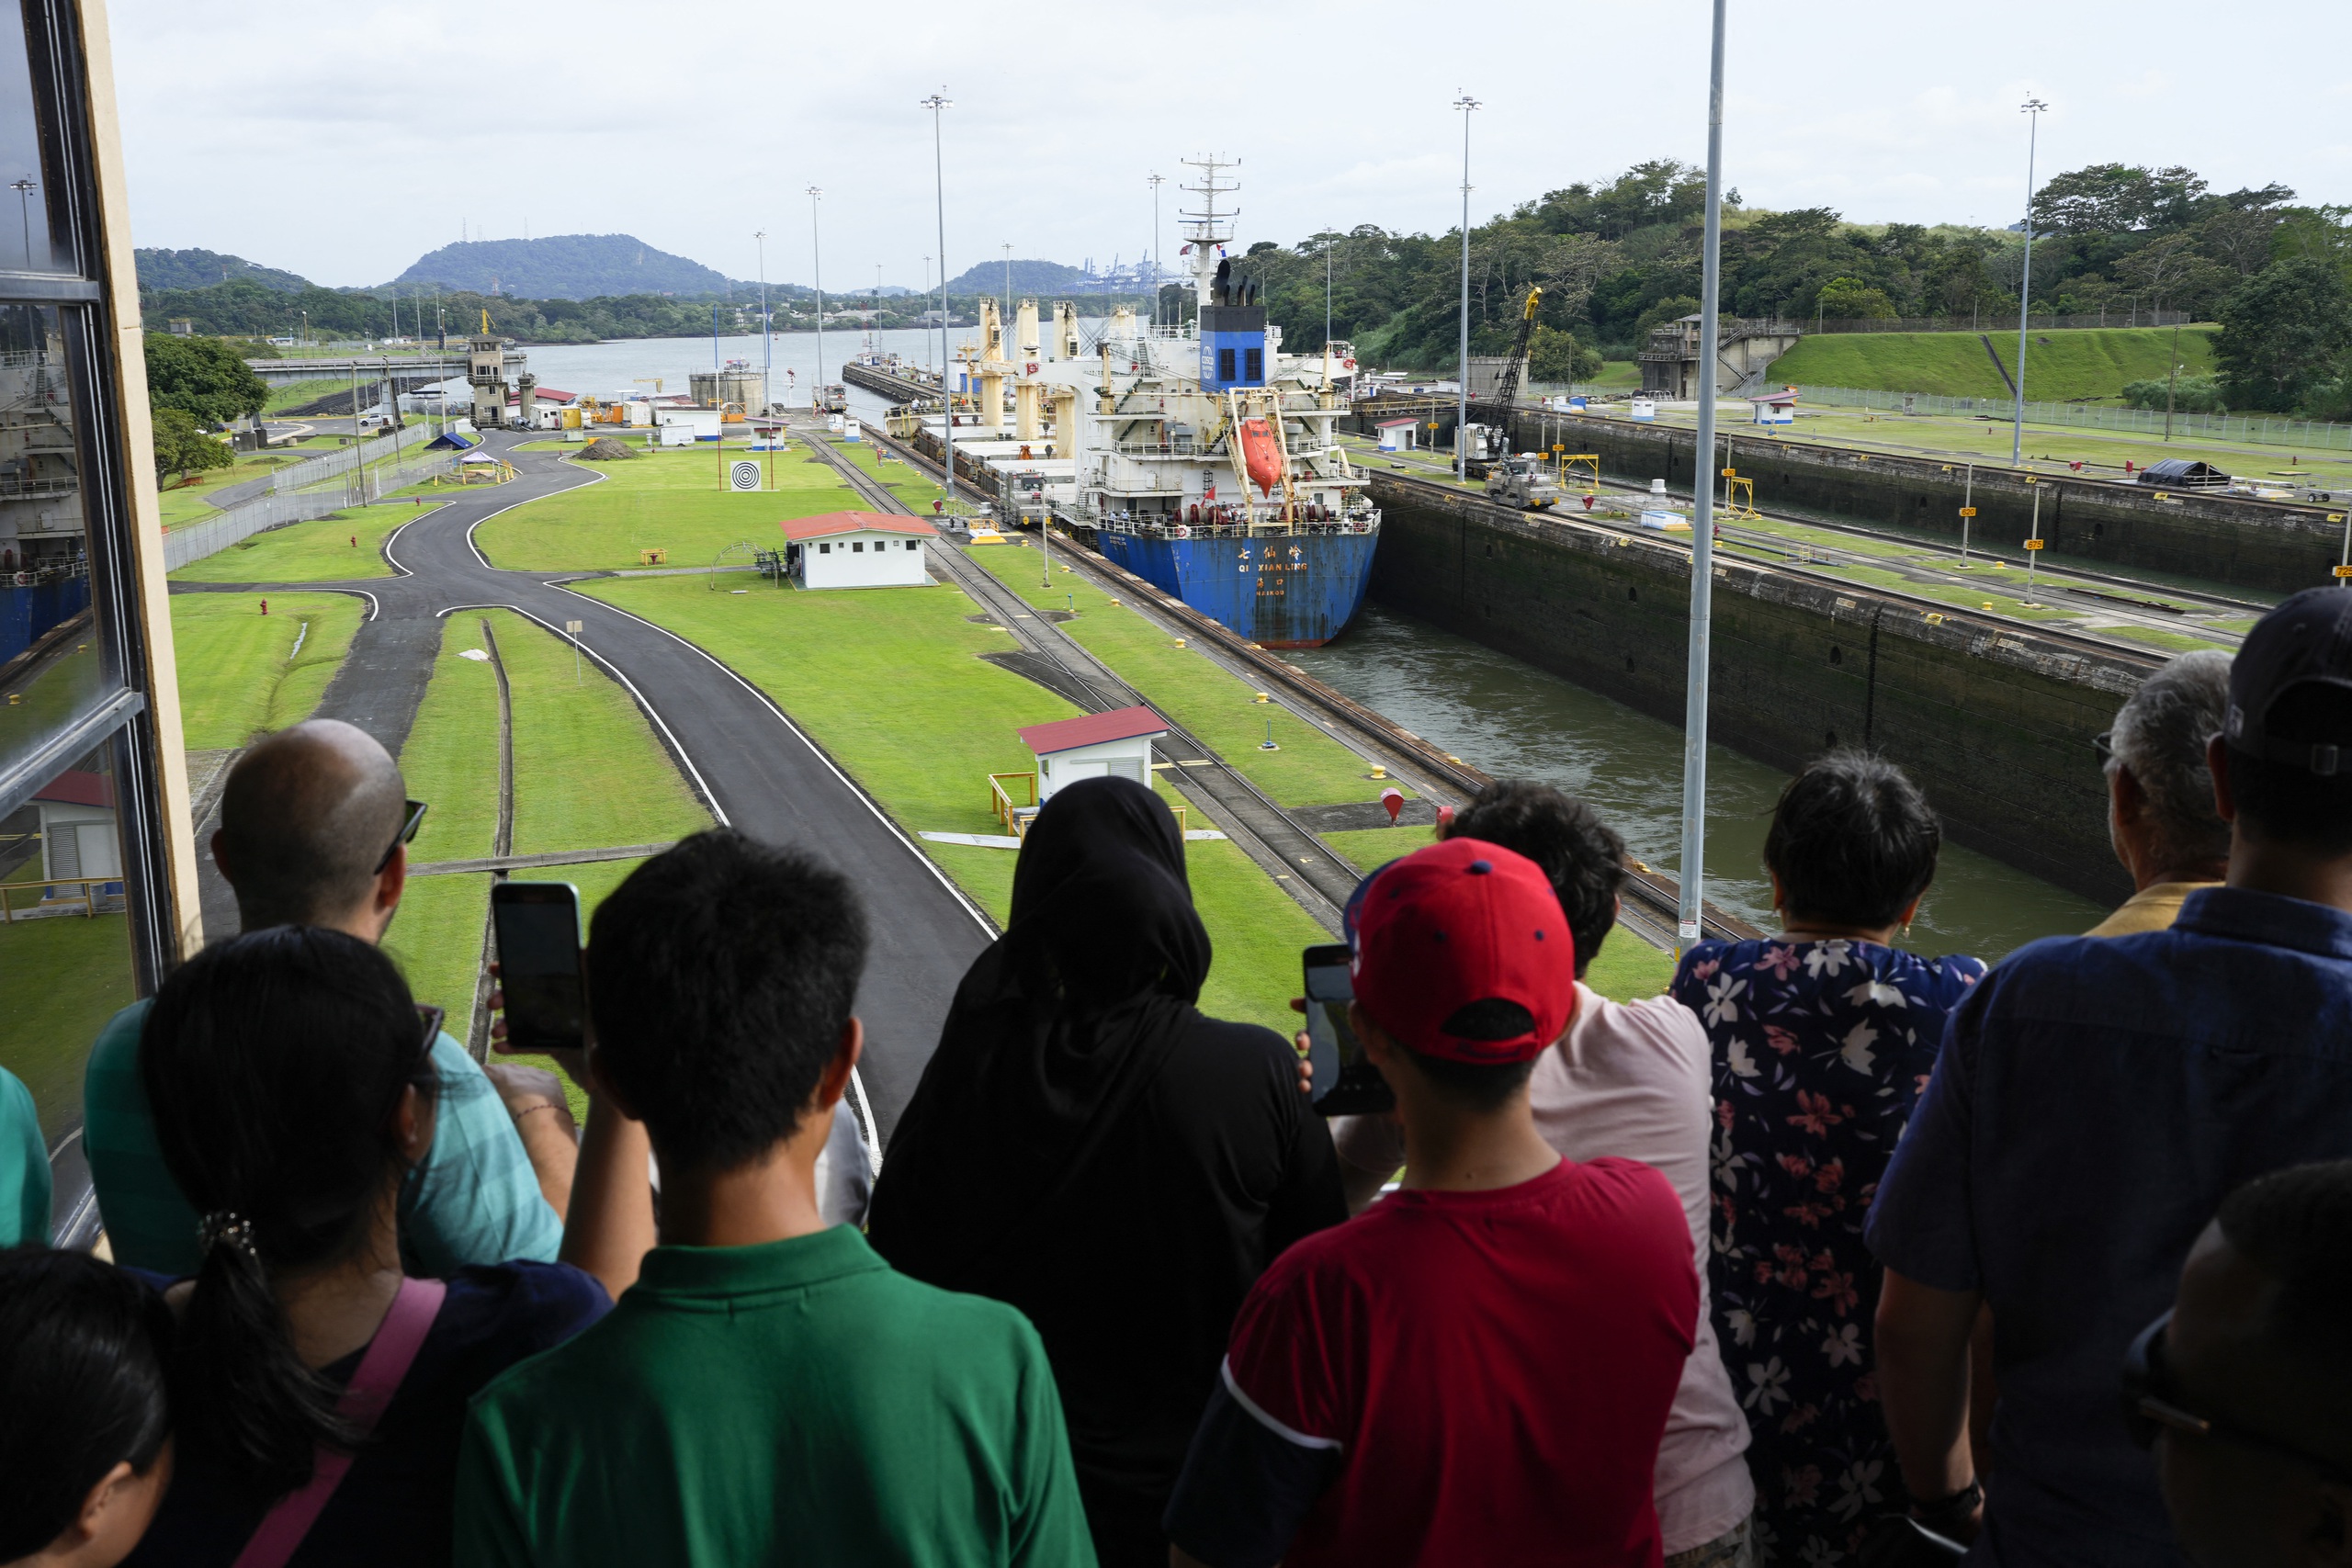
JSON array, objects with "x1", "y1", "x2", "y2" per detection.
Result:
[{"x1": 107, "y1": 0, "x2": 2349, "y2": 291}]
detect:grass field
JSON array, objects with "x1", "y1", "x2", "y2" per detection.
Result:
[
  {"x1": 168, "y1": 591, "x2": 366, "y2": 750},
  {"x1": 576, "y1": 573, "x2": 1339, "y2": 1037},
  {"x1": 0, "y1": 912, "x2": 139, "y2": 1140},
  {"x1": 168, "y1": 501, "x2": 436, "y2": 584},
  {"x1": 1765, "y1": 325, "x2": 2218, "y2": 404},
  {"x1": 472, "y1": 446, "x2": 870, "y2": 571}
]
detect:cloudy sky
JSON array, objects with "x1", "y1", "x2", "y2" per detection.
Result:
[{"x1": 107, "y1": 0, "x2": 2349, "y2": 290}]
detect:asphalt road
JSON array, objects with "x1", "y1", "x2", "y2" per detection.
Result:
[{"x1": 171, "y1": 433, "x2": 994, "y2": 1142}]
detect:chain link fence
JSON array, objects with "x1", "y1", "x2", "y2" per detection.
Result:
[{"x1": 163, "y1": 439, "x2": 462, "y2": 571}]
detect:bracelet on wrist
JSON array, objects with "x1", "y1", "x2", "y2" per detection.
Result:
[
  {"x1": 1908, "y1": 1479, "x2": 1982, "y2": 1529},
  {"x1": 513, "y1": 1102, "x2": 571, "y2": 1125}
]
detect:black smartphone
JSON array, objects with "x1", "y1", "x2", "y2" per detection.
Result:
[
  {"x1": 490, "y1": 881, "x2": 585, "y2": 1054},
  {"x1": 1304, "y1": 942, "x2": 1393, "y2": 1116}
]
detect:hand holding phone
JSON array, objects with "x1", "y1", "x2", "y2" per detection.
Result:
[
  {"x1": 490, "y1": 882, "x2": 588, "y2": 1077},
  {"x1": 1303, "y1": 942, "x2": 1393, "y2": 1117}
]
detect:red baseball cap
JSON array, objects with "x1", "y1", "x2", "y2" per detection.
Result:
[{"x1": 1346, "y1": 837, "x2": 1577, "y2": 1064}]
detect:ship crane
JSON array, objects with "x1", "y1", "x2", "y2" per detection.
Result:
[{"x1": 1484, "y1": 286, "x2": 1543, "y2": 421}]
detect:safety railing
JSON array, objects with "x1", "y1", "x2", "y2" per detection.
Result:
[
  {"x1": 1, "y1": 874, "x2": 123, "y2": 920},
  {"x1": 989, "y1": 771, "x2": 1038, "y2": 837}
]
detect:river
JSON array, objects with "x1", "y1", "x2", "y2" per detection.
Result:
[{"x1": 486, "y1": 333, "x2": 2109, "y2": 962}]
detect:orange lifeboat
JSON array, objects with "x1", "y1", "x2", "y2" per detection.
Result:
[{"x1": 1238, "y1": 417, "x2": 1282, "y2": 496}]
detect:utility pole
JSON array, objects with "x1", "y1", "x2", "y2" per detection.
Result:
[
  {"x1": 1960, "y1": 462, "x2": 1974, "y2": 564},
  {"x1": 922, "y1": 91, "x2": 956, "y2": 516},
  {"x1": 9, "y1": 176, "x2": 33, "y2": 267},
  {"x1": 807, "y1": 186, "x2": 824, "y2": 409},
  {"x1": 2164, "y1": 320, "x2": 2181, "y2": 442},
  {"x1": 1453, "y1": 91, "x2": 1479, "y2": 482},
  {"x1": 1001, "y1": 242, "x2": 1012, "y2": 328},
  {"x1": 1677, "y1": 0, "x2": 1728, "y2": 957},
  {"x1": 2024, "y1": 481, "x2": 2045, "y2": 606},
  {"x1": 1148, "y1": 173, "x2": 1167, "y2": 328},
  {"x1": 755, "y1": 229, "x2": 770, "y2": 402},
  {"x1": 2012, "y1": 96, "x2": 2048, "y2": 468}
]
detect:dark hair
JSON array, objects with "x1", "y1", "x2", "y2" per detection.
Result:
[
  {"x1": 1402, "y1": 998, "x2": 1541, "y2": 1112},
  {"x1": 585, "y1": 830, "x2": 868, "y2": 1176},
  {"x1": 218, "y1": 721, "x2": 408, "y2": 929},
  {"x1": 141, "y1": 926, "x2": 439, "y2": 1502},
  {"x1": 2228, "y1": 683, "x2": 2352, "y2": 856},
  {"x1": 1764, "y1": 750, "x2": 1941, "y2": 930},
  {"x1": 1448, "y1": 780, "x2": 1625, "y2": 978},
  {"x1": 0, "y1": 1249, "x2": 174, "y2": 1558},
  {"x1": 2215, "y1": 1160, "x2": 2352, "y2": 1443}
]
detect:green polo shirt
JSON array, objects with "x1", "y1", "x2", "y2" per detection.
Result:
[
  {"x1": 0, "y1": 1066, "x2": 51, "y2": 1247},
  {"x1": 455, "y1": 1225, "x2": 1098, "y2": 1568},
  {"x1": 83, "y1": 998, "x2": 560, "y2": 1276}
]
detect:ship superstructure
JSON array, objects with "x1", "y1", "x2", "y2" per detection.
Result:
[{"x1": 917, "y1": 157, "x2": 1377, "y2": 647}]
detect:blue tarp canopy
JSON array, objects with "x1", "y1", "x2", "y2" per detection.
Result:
[{"x1": 424, "y1": 431, "x2": 479, "y2": 451}]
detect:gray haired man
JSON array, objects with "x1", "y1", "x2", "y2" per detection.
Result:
[{"x1": 2090, "y1": 649, "x2": 2232, "y2": 937}]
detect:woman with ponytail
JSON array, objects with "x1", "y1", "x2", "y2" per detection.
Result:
[{"x1": 122, "y1": 927, "x2": 614, "y2": 1568}]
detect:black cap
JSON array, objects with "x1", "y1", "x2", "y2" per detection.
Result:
[{"x1": 2226, "y1": 588, "x2": 2352, "y2": 778}]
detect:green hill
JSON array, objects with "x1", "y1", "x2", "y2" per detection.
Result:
[
  {"x1": 136, "y1": 247, "x2": 310, "y2": 292},
  {"x1": 391, "y1": 234, "x2": 743, "y2": 299},
  {"x1": 1765, "y1": 325, "x2": 2216, "y2": 403}
]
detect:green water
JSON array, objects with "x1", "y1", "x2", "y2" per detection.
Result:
[{"x1": 1288, "y1": 604, "x2": 2109, "y2": 964}]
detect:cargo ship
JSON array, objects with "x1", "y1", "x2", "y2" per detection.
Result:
[{"x1": 917, "y1": 157, "x2": 1376, "y2": 647}]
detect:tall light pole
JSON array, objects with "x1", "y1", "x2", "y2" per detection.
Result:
[
  {"x1": 1453, "y1": 92, "x2": 1479, "y2": 481},
  {"x1": 922, "y1": 90, "x2": 956, "y2": 513},
  {"x1": 922, "y1": 255, "x2": 933, "y2": 372},
  {"x1": 754, "y1": 229, "x2": 770, "y2": 401},
  {"x1": 10, "y1": 176, "x2": 32, "y2": 267},
  {"x1": 2012, "y1": 96, "x2": 2048, "y2": 468},
  {"x1": 1677, "y1": 0, "x2": 1730, "y2": 956},
  {"x1": 807, "y1": 186, "x2": 825, "y2": 409},
  {"x1": 1148, "y1": 172, "x2": 1167, "y2": 328},
  {"x1": 1001, "y1": 242, "x2": 1012, "y2": 327}
]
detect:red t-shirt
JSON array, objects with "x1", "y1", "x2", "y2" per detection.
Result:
[{"x1": 1165, "y1": 1157, "x2": 1697, "y2": 1568}]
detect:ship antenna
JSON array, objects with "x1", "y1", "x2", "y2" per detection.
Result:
[{"x1": 1178, "y1": 154, "x2": 1240, "y2": 318}]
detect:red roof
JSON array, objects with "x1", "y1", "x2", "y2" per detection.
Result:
[
  {"x1": 1019, "y1": 704, "x2": 1169, "y2": 755},
  {"x1": 32, "y1": 769, "x2": 114, "y2": 809},
  {"x1": 780, "y1": 511, "x2": 941, "y2": 542},
  {"x1": 1374, "y1": 417, "x2": 1419, "y2": 429}
]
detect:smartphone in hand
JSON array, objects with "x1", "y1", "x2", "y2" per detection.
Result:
[
  {"x1": 1304, "y1": 942, "x2": 1393, "y2": 1116},
  {"x1": 489, "y1": 881, "x2": 585, "y2": 1055}
]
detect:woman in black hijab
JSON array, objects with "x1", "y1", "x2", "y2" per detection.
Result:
[{"x1": 869, "y1": 775, "x2": 1345, "y2": 1567}]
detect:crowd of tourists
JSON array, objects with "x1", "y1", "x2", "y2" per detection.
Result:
[{"x1": 5, "y1": 587, "x2": 2352, "y2": 1568}]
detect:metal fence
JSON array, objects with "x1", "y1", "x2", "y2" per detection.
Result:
[
  {"x1": 163, "y1": 443, "x2": 461, "y2": 571},
  {"x1": 267, "y1": 421, "x2": 433, "y2": 494},
  {"x1": 1792, "y1": 384, "x2": 2352, "y2": 451},
  {"x1": 1804, "y1": 310, "x2": 2192, "y2": 334}
]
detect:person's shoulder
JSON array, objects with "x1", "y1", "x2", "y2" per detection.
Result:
[
  {"x1": 427, "y1": 1031, "x2": 491, "y2": 1080},
  {"x1": 86, "y1": 998, "x2": 152, "y2": 1075},
  {"x1": 1184, "y1": 1014, "x2": 1299, "y2": 1072},
  {"x1": 1574, "y1": 1155, "x2": 1686, "y2": 1215},
  {"x1": 0, "y1": 1063, "x2": 32, "y2": 1119},
  {"x1": 1585, "y1": 986, "x2": 1708, "y2": 1052},
  {"x1": 868, "y1": 1266, "x2": 1061, "y2": 1366},
  {"x1": 1669, "y1": 940, "x2": 1735, "y2": 993},
  {"x1": 443, "y1": 1260, "x2": 613, "y2": 1351}
]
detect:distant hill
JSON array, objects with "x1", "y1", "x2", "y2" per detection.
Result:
[
  {"x1": 390, "y1": 234, "x2": 743, "y2": 299},
  {"x1": 136, "y1": 247, "x2": 310, "y2": 292},
  {"x1": 943, "y1": 258, "x2": 1091, "y2": 295}
]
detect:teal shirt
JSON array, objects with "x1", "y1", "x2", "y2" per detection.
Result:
[
  {"x1": 0, "y1": 1066, "x2": 51, "y2": 1247},
  {"x1": 84, "y1": 999, "x2": 560, "y2": 1276},
  {"x1": 456, "y1": 1226, "x2": 1098, "y2": 1568}
]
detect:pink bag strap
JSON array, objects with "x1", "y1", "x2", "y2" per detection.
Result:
[{"x1": 232, "y1": 1277, "x2": 448, "y2": 1568}]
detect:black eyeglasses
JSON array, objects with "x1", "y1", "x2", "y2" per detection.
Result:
[
  {"x1": 2121, "y1": 1309, "x2": 2352, "y2": 1481},
  {"x1": 2092, "y1": 730, "x2": 2115, "y2": 766},
  {"x1": 377, "y1": 799, "x2": 427, "y2": 874}
]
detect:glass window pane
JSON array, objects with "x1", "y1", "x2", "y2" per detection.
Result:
[
  {"x1": 0, "y1": 302, "x2": 103, "y2": 784},
  {"x1": 0, "y1": 743, "x2": 138, "y2": 1232},
  {"x1": 0, "y1": 1, "x2": 68, "y2": 275}
]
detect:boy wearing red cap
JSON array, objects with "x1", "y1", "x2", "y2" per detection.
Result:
[{"x1": 1164, "y1": 838, "x2": 1701, "y2": 1568}]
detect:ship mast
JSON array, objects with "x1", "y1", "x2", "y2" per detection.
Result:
[{"x1": 1179, "y1": 154, "x2": 1238, "y2": 316}]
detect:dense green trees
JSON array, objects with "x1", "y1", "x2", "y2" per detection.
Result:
[
  {"x1": 2214, "y1": 259, "x2": 2352, "y2": 412},
  {"x1": 149, "y1": 407, "x2": 232, "y2": 484},
  {"x1": 143, "y1": 333, "x2": 267, "y2": 424}
]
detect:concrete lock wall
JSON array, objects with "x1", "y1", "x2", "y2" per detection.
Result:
[
  {"x1": 1354, "y1": 404, "x2": 2349, "y2": 596},
  {"x1": 1365, "y1": 476, "x2": 2152, "y2": 903}
]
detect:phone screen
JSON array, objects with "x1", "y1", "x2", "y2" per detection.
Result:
[
  {"x1": 1304, "y1": 942, "x2": 1393, "y2": 1116},
  {"x1": 491, "y1": 882, "x2": 585, "y2": 1053}
]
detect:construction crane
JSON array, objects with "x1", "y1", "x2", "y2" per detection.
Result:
[{"x1": 1487, "y1": 286, "x2": 1543, "y2": 415}]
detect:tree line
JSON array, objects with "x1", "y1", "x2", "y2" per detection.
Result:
[{"x1": 1217, "y1": 158, "x2": 2352, "y2": 416}]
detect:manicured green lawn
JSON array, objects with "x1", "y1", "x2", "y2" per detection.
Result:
[
  {"x1": 471, "y1": 446, "x2": 869, "y2": 571},
  {"x1": 399, "y1": 616, "x2": 504, "y2": 866},
  {"x1": 968, "y1": 544, "x2": 1412, "y2": 811},
  {"x1": 169, "y1": 502, "x2": 436, "y2": 583},
  {"x1": 0, "y1": 911, "x2": 138, "y2": 1140},
  {"x1": 833, "y1": 437, "x2": 950, "y2": 509},
  {"x1": 576, "y1": 573, "x2": 1339, "y2": 1037},
  {"x1": 1766, "y1": 325, "x2": 2217, "y2": 403},
  {"x1": 168, "y1": 591, "x2": 365, "y2": 750}
]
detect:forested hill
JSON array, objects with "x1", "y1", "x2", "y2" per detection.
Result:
[
  {"x1": 943, "y1": 258, "x2": 1090, "y2": 295},
  {"x1": 390, "y1": 234, "x2": 744, "y2": 299},
  {"x1": 134, "y1": 248, "x2": 310, "y2": 292}
]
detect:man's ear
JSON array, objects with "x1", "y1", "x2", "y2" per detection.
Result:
[
  {"x1": 209, "y1": 827, "x2": 232, "y2": 885},
  {"x1": 2207, "y1": 734, "x2": 2238, "y2": 824},
  {"x1": 811, "y1": 1018, "x2": 865, "y2": 1115},
  {"x1": 2110, "y1": 761, "x2": 2147, "y2": 825},
  {"x1": 394, "y1": 1082, "x2": 436, "y2": 1163},
  {"x1": 69, "y1": 1458, "x2": 136, "y2": 1546},
  {"x1": 376, "y1": 842, "x2": 408, "y2": 915},
  {"x1": 1349, "y1": 1002, "x2": 1393, "y2": 1069}
]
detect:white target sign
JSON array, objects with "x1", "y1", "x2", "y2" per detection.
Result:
[{"x1": 728, "y1": 459, "x2": 761, "y2": 491}]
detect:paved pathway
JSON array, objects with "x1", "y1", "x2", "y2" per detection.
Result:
[{"x1": 170, "y1": 433, "x2": 992, "y2": 1142}]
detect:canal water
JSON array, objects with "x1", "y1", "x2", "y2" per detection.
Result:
[{"x1": 1288, "y1": 604, "x2": 2107, "y2": 964}]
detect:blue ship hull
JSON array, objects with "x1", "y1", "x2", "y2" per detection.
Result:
[{"x1": 1093, "y1": 529, "x2": 1376, "y2": 648}]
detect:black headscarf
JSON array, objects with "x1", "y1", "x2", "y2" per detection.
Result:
[{"x1": 868, "y1": 775, "x2": 1213, "y2": 1281}]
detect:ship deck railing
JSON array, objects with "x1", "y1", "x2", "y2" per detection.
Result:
[{"x1": 1086, "y1": 516, "x2": 1379, "y2": 541}]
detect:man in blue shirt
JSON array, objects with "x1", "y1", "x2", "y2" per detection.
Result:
[
  {"x1": 1871, "y1": 588, "x2": 2352, "y2": 1566},
  {"x1": 84, "y1": 719, "x2": 560, "y2": 1276}
]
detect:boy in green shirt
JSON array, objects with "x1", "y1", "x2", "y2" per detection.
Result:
[{"x1": 455, "y1": 831, "x2": 1097, "y2": 1568}]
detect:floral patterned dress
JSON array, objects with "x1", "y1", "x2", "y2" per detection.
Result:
[{"x1": 1669, "y1": 937, "x2": 1984, "y2": 1567}]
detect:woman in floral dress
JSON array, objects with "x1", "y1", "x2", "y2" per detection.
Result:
[{"x1": 1670, "y1": 752, "x2": 1984, "y2": 1566}]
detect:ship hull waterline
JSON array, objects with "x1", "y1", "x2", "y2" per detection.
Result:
[{"x1": 1091, "y1": 529, "x2": 1378, "y2": 649}]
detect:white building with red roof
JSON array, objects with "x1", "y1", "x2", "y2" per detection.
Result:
[
  {"x1": 1017, "y1": 705, "x2": 1170, "y2": 801},
  {"x1": 781, "y1": 510, "x2": 940, "y2": 589}
]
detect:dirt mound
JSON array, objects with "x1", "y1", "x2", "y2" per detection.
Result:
[{"x1": 576, "y1": 436, "x2": 639, "y2": 461}]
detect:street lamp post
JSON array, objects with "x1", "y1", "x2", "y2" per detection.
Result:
[
  {"x1": 1148, "y1": 173, "x2": 1166, "y2": 328},
  {"x1": 807, "y1": 186, "x2": 824, "y2": 410},
  {"x1": 2012, "y1": 96, "x2": 2048, "y2": 468},
  {"x1": 921, "y1": 90, "x2": 956, "y2": 514},
  {"x1": 9, "y1": 177, "x2": 32, "y2": 268},
  {"x1": 1453, "y1": 92, "x2": 1479, "y2": 482},
  {"x1": 755, "y1": 230, "x2": 770, "y2": 404},
  {"x1": 1001, "y1": 242, "x2": 1012, "y2": 328},
  {"x1": 1676, "y1": 0, "x2": 1730, "y2": 956}
]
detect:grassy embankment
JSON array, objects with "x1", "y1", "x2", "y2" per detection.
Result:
[
  {"x1": 472, "y1": 445, "x2": 861, "y2": 572},
  {"x1": 169, "y1": 502, "x2": 435, "y2": 583},
  {"x1": 388, "y1": 609, "x2": 713, "y2": 1118},
  {"x1": 169, "y1": 592, "x2": 367, "y2": 750},
  {"x1": 1764, "y1": 325, "x2": 2217, "y2": 404}
]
